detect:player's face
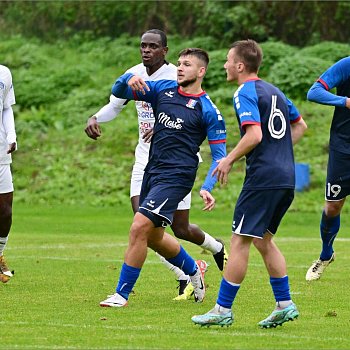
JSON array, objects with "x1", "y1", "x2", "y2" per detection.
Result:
[
  {"x1": 224, "y1": 48, "x2": 242, "y2": 82},
  {"x1": 140, "y1": 33, "x2": 167, "y2": 70},
  {"x1": 177, "y1": 55, "x2": 206, "y2": 87}
]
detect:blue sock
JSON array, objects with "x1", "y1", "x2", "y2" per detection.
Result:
[
  {"x1": 166, "y1": 246, "x2": 196, "y2": 276},
  {"x1": 216, "y1": 278, "x2": 240, "y2": 309},
  {"x1": 116, "y1": 263, "x2": 141, "y2": 300},
  {"x1": 320, "y1": 211, "x2": 339, "y2": 261},
  {"x1": 270, "y1": 276, "x2": 291, "y2": 302}
]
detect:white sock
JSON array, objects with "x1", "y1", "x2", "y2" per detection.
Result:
[
  {"x1": 0, "y1": 236, "x2": 8, "y2": 256},
  {"x1": 200, "y1": 232, "x2": 222, "y2": 254},
  {"x1": 156, "y1": 252, "x2": 189, "y2": 281},
  {"x1": 210, "y1": 303, "x2": 231, "y2": 315},
  {"x1": 276, "y1": 300, "x2": 293, "y2": 309}
]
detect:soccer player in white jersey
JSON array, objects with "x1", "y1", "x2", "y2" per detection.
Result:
[
  {"x1": 85, "y1": 29, "x2": 227, "y2": 299},
  {"x1": 0, "y1": 65, "x2": 17, "y2": 283}
]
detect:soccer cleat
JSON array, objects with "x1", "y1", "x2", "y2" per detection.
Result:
[
  {"x1": 213, "y1": 239, "x2": 228, "y2": 271},
  {"x1": 258, "y1": 303, "x2": 299, "y2": 328},
  {"x1": 305, "y1": 253, "x2": 335, "y2": 281},
  {"x1": 192, "y1": 311, "x2": 233, "y2": 327},
  {"x1": 173, "y1": 279, "x2": 194, "y2": 301},
  {"x1": 100, "y1": 293, "x2": 128, "y2": 308},
  {"x1": 0, "y1": 255, "x2": 14, "y2": 283},
  {"x1": 190, "y1": 260, "x2": 208, "y2": 303}
]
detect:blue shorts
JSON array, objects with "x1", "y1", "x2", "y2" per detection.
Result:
[
  {"x1": 325, "y1": 149, "x2": 350, "y2": 201},
  {"x1": 138, "y1": 172, "x2": 193, "y2": 228},
  {"x1": 232, "y1": 189, "x2": 294, "y2": 239}
]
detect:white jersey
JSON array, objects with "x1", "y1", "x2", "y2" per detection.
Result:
[
  {"x1": 126, "y1": 63, "x2": 177, "y2": 166},
  {"x1": 96, "y1": 62, "x2": 177, "y2": 167},
  {"x1": 0, "y1": 65, "x2": 16, "y2": 164}
]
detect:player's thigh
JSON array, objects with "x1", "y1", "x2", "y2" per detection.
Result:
[{"x1": 232, "y1": 189, "x2": 294, "y2": 239}]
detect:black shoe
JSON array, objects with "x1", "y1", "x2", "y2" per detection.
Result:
[
  {"x1": 177, "y1": 279, "x2": 190, "y2": 295},
  {"x1": 213, "y1": 239, "x2": 228, "y2": 271}
]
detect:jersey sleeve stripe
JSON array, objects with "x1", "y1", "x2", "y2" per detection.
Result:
[
  {"x1": 241, "y1": 121, "x2": 261, "y2": 127},
  {"x1": 208, "y1": 139, "x2": 226, "y2": 144},
  {"x1": 132, "y1": 91, "x2": 138, "y2": 100},
  {"x1": 290, "y1": 115, "x2": 302, "y2": 124},
  {"x1": 318, "y1": 78, "x2": 329, "y2": 90}
]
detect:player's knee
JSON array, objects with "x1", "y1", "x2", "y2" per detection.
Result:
[
  {"x1": 324, "y1": 202, "x2": 343, "y2": 217},
  {"x1": 171, "y1": 222, "x2": 189, "y2": 239}
]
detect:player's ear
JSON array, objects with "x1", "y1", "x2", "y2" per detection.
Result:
[
  {"x1": 198, "y1": 66, "x2": 206, "y2": 78},
  {"x1": 163, "y1": 46, "x2": 169, "y2": 55}
]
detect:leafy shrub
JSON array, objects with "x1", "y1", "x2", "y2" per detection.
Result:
[
  {"x1": 259, "y1": 41, "x2": 298, "y2": 78},
  {"x1": 267, "y1": 54, "x2": 333, "y2": 100},
  {"x1": 299, "y1": 41, "x2": 349, "y2": 62}
]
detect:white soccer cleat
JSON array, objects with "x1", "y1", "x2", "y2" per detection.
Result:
[
  {"x1": 100, "y1": 293, "x2": 128, "y2": 307},
  {"x1": 306, "y1": 253, "x2": 335, "y2": 281},
  {"x1": 190, "y1": 260, "x2": 207, "y2": 303}
]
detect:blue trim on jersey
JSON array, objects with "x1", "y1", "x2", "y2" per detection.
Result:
[{"x1": 307, "y1": 57, "x2": 350, "y2": 107}]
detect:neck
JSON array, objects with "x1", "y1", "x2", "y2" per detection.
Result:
[
  {"x1": 238, "y1": 72, "x2": 259, "y2": 85},
  {"x1": 146, "y1": 61, "x2": 165, "y2": 76},
  {"x1": 178, "y1": 81, "x2": 203, "y2": 95}
]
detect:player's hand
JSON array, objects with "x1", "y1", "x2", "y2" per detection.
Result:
[
  {"x1": 142, "y1": 128, "x2": 153, "y2": 143},
  {"x1": 200, "y1": 189, "x2": 216, "y2": 211},
  {"x1": 212, "y1": 157, "x2": 232, "y2": 185},
  {"x1": 85, "y1": 116, "x2": 101, "y2": 140},
  {"x1": 7, "y1": 142, "x2": 16, "y2": 154},
  {"x1": 346, "y1": 97, "x2": 350, "y2": 109},
  {"x1": 128, "y1": 76, "x2": 150, "y2": 95}
]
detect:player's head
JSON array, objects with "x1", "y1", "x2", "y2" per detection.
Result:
[
  {"x1": 140, "y1": 29, "x2": 168, "y2": 72},
  {"x1": 224, "y1": 39, "x2": 263, "y2": 82},
  {"x1": 177, "y1": 48, "x2": 209, "y2": 87}
]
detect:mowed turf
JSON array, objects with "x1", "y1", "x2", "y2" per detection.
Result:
[{"x1": 1, "y1": 202, "x2": 350, "y2": 349}]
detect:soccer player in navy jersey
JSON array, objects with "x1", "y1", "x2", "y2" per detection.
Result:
[
  {"x1": 85, "y1": 30, "x2": 227, "y2": 300},
  {"x1": 192, "y1": 40, "x2": 307, "y2": 328},
  {"x1": 99, "y1": 48, "x2": 227, "y2": 308},
  {"x1": 306, "y1": 57, "x2": 350, "y2": 281}
]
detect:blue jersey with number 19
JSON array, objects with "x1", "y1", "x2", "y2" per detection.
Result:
[
  {"x1": 112, "y1": 73, "x2": 226, "y2": 191},
  {"x1": 233, "y1": 78, "x2": 301, "y2": 190}
]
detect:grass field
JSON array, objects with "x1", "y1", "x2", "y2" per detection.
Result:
[{"x1": 2, "y1": 203, "x2": 350, "y2": 349}]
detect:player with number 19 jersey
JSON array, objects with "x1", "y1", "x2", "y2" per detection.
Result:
[{"x1": 233, "y1": 78, "x2": 301, "y2": 190}]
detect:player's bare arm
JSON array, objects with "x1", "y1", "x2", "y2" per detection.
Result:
[
  {"x1": 85, "y1": 116, "x2": 101, "y2": 140},
  {"x1": 291, "y1": 118, "x2": 307, "y2": 145}
]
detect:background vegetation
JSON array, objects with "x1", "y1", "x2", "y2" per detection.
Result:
[{"x1": 0, "y1": 1, "x2": 349, "y2": 213}]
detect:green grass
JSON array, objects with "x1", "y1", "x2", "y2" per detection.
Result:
[{"x1": 1, "y1": 203, "x2": 350, "y2": 349}]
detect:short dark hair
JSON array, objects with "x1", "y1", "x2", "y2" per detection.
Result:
[
  {"x1": 143, "y1": 29, "x2": 167, "y2": 47},
  {"x1": 230, "y1": 39, "x2": 263, "y2": 73},
  {"x1": 178, "y1": 48, "x2": 209, "y2": 68}
]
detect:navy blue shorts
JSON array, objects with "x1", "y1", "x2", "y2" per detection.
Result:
[
  {"x1": 325, "y1": 149, "x2": 350, "y2": 201},
  {"x1": 232, "y1": 189, "x2": 294, "y2": 239},
  {"x1": 138, "y1": 172, "x2": 193, "y2": 228}
]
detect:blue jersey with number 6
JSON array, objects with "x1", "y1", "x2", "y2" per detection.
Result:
[{"x1": 233, "y1": 78, "x2": 301, "y2": 190}]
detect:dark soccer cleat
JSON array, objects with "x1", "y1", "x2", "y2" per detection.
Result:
[{"x1": 213, "y1": 239, "x2": 228, "y2": 271}]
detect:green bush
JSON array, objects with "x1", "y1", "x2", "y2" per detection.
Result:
[
  {"x1": 299, "y1": 41, "x2": 349, "y2": 62},
  {"x1": 267, "y1": 54, "x2": 333, "y2": 100},
  {"x1": 259, "y1": 41, "x2": 298, "y2": 78}
]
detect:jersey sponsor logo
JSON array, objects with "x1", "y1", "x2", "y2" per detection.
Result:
[
  {"x1": 268, "y1": 95, "x2": 286, "y2": 139},
  {"x1": 158, "y1": 112, "x2": 184, "y2": 129},
  {"x1": 141, "y1": 101, "x2": 152, "y2": 110},
  {"x1": 165, "y1": 91, "x2": 175, "y2": 98},
  {"x1": 186, "y1": 99, "x2": 197, "y2": 109},
  {"x1": 205, "y1": 95, "x2": 223, "y2": 120},
  {"x1": 215, "y1": 129, "x2": 226, "y2": 134},
  {"x1": 239, "y1": 111, "x2": 252, "y2": 118},
  {"x1": 137, "y1": 111, "x2": 154, "y2": 119}
]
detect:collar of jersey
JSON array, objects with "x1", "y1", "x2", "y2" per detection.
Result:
[
  {"x1": 243, "y1": 77, "x2": 261, "y2": 83},
  {"x1": 177, "y1": 86, "x2": 206, "y2": 97}
]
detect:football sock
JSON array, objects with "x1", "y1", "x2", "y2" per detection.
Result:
[
  {"x1": 116, "y1": 263, "x2": 141, "y2": 300},
  {"x1": 216, "y1": 278, "x2": 240, "y2": 309},
  {"x1": 200, "y1": 232, "x2": 222, "y2": 254},
  {"x1": 270, "y1": 275, "x2": 291, "y2": 306},
  {"x1": 156, "y1": 252, "x2": 189, "y2": 280},
  {"x1": 166, "y1": 246, "x2": 196, "y2": 276},
  {"x1": 0, "y1": 236, "x2": 8, "y2": 256},
  {"x1": 320, "y1": 211, "x2": 339, "y2": 261}
]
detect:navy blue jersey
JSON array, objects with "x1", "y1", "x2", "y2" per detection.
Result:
[
  {"x1": 307, "y1": 57, "x2": 350, "y2": 154},
  {"x1": 233, "y1": 78, "x2": 301, "y2": 190},
  {"x1": 112, "y1": 73, "x2": 226, "y2": 191}
]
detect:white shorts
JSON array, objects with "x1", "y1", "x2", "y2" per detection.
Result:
[
  {"x1": 130, "y1": 161, "x2": 191, "y2": 210},
  {"x1": 0, "y1": 164, "x2": 14, "y2": 193}
]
